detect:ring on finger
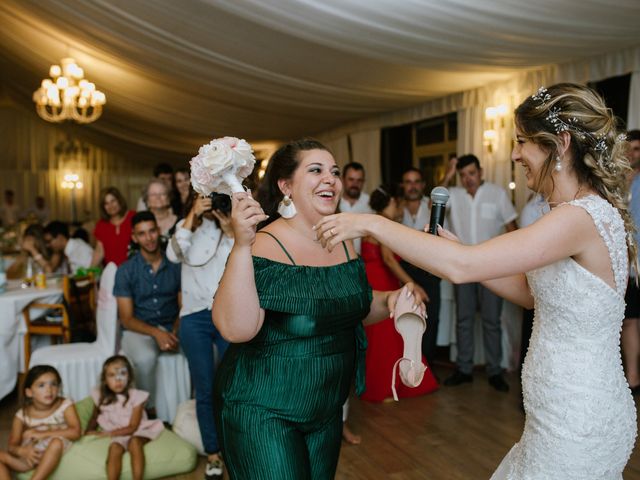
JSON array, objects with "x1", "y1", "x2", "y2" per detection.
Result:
[{"x1": 330, "y1": 228, "x2": 336, "y2": 236}]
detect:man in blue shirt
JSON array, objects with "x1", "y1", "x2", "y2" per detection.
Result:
[{"x1": 114, "y1": 211, "x2": 181, "y2": 407}]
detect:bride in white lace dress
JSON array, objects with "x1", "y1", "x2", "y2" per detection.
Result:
[{"x1": 315, "y1": 83, "x2": 637, "y2": 478}]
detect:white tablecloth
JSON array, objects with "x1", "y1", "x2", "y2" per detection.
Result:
[{"x1": 0, "y1": 280, "x2": 62, "y2": 400}]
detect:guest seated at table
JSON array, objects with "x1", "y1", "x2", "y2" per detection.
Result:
[
  {"x1": 43, "y1": 221, "x2": 93, "y2": 275},
  {"x1": 71, "y1": 227, "x2": 90, "y2": 244},
  {"x1": 92, "y1": 187, "x2": 136, "y2": 267},
  {"x1": 6, "y1": 224, "x2": 62, "y2": 279},
  {"x1": 114, "y1": 211, "x2": 181, "y2": 411}
]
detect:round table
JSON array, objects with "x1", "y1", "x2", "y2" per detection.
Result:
[{"x1": 0, "y1": 279, "x2": 62, "y2": 400}]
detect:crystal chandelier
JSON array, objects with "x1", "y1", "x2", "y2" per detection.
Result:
[{"x1": 32, "y1": 58, "x2": 106, "y2": 124}]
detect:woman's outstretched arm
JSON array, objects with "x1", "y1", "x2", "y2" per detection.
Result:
[
  {"x1": 436, "y1": 226, "x2": 533, "y2": 308},
  {"x1": 483, "y1": 274, "x2": 533, "y2": 309},
  {"x1": 315, "y1": 204, "x2": 595, "y2": 307}
]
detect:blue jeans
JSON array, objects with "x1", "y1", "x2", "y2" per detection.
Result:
[{"x1": 179, "y1": 309, "x2": 229, "y2": 454}]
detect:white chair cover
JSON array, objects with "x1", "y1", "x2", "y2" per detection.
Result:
[
  {"x1": 29, "y1": 263, "x2": 119, "y2": 401},
  {"x1": 155, "y1": 352, "x2": 191, "y2": 423},
  {"x1": 172, "y1": 399, "x2": 205, "y2": 455}
]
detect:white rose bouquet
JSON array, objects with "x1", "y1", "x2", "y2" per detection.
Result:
[{"x1": 190, "y1": 136, "x2": 256, "y2": 196}]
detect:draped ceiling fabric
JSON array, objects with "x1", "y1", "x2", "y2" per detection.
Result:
[{"x1": 1, "y1": 0, "x2": 639, "y2": 159}]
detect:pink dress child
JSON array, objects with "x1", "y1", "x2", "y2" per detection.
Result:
[
  {"x1": 91, "y1": 388, "x2": 164, "y2": 448},
  {"x1": 16, "y1": 398, "x2": 74, "y2": 452}
]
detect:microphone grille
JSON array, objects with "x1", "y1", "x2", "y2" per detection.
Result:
[{"x1": 430, "y1": 186, "x2": 449, "y2": 204}]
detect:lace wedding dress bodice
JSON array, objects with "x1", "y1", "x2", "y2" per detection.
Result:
[{"x1": 492, "y1": 195, "x2": 637, "y2": 480}]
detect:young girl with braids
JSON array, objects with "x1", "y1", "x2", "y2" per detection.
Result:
[{"x1": 315, "y1": 83, "x2": 637, "y2": 479}]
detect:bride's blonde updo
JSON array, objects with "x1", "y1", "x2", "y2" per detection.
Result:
[{"x1": 515, "y1": 82, "x2": 636, "y2": 265}]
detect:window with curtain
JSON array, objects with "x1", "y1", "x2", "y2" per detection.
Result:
[
  {"x1": 588, "y1": 73, "x2": 631, "y2": 129},
  {"x1": 414, "y1": 113, "x2": 457, "y2": 193},
  {"x1": 380, "y1": 113, "x2": 457, "y2": 191}
]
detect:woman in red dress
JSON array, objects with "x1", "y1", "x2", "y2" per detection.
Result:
[
  {"x1": 92, "y1": 187, "x2": 135, "y2": 266},
  {"x1": 361, "y1": 185, "x2": 438, "y2": 402}
]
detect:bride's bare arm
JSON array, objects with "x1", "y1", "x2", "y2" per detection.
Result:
[
  {"x1": 316, "y1": 204, "x2": 595, "y2": 288},
  {"x1": 483, "y1": 274, "x2": 534, "y2": 309},
  {"x1": 435, "y1": 226, "x2": 534, "y2": 308}
]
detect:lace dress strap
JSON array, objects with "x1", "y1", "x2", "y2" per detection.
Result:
[{"x1": 567, "y1": 195, "x2": 628, "y2": 295}]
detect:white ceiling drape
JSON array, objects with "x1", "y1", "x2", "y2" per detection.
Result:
[{"x1": 1, "y1": 0, "x2": 639, "y2": 155}]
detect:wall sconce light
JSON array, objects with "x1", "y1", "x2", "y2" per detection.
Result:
[
  {"x1": 483, "y1": 103, "x2": 509, "y2": 154},
  {"x1": 61, "y1": 172, "x2": 83, "y2": 223},
  {"x1": 483, "y1": 129, "x2": 497, "y2": 153},
  {"x1": 61, "y1": 172, "x2": 83, "y2": 190},
  {"x1": 485, "y1": 104, "x2": 509, "y2": 129}
]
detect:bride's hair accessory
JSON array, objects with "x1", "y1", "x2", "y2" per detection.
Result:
[
  {"x1": 531, "y1": 86, "x2": 551, "y2": 105},
  {"x1": 531, "y1": 86, "x2": 627, "y2": 169},
  {"x1": 532, "y1": 87, "x2": 588, "y2": 139}
]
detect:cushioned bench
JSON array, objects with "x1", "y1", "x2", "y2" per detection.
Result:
[{"x1": 17, "y1": 397, "x2": 198, "y2": 480}]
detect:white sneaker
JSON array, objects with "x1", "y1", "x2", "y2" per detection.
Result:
[{"x1": 205, "y1": 456, "x2": 224, "y2": 480}]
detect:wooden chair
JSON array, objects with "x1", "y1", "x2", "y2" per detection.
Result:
[{"x1": 23, "y1": 273, "x2": 97, "y2": 369}]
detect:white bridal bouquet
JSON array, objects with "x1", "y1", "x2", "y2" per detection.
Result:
[{"x1": 190, "y1": 136, "x2": 256, "y2": 196}]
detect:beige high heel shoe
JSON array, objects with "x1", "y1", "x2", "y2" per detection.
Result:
[{"x1": 391, "y1": 286, "x2": 427, "y2": 401}]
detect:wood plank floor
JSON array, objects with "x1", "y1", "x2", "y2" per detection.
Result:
[{"x1": 2, "y1": 366, "x2": 640, "y2": 479}]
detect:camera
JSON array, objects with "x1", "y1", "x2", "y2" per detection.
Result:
[{"x1": 208, "y1": 193, "x2": 231, "y2": 214}]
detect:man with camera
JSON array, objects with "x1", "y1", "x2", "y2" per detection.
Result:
[{"x1": 166, "y1": 192, "x2": 234, "y2": 480}]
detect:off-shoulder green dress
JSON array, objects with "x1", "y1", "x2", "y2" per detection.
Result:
[{"x1": 213, "y1": 232, "x2": 372, "y2": 480}]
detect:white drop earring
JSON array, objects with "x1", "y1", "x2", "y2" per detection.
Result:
[
  {"x1": 277, "y1": 194, "x2": 297, "y2": 219},
  {"x1": 554, "y1": 156, "x2": 562, "y2": 172}
]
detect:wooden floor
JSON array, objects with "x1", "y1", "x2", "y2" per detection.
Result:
[{"x1": 2, "y1": 365, "x2": 640, "y2": 479}]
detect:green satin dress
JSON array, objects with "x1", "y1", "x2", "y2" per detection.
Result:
[{"x1": 213, "y1": 232, "x2": 371, "y2": 480}]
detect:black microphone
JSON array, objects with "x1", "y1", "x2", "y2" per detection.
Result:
[{"x1": 427, "y1": 187, "x2": 449, "y2": 235}]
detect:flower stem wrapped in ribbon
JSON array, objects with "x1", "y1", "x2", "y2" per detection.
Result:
[{"x1": 190, "y1": 136, "x2": 256, "y2": 195}]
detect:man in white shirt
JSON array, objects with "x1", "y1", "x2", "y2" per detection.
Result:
[
  {"x1": 441, "y1": 154, "x2": 517, "y2": 392},
  {"x1": 339, "y1": 162, "x2": 373, "y2": 255},
  {"x1": 43, "y1": 221, "x2": 94, "y2": 273},
  {"x1": 400, "y1": 167, "x2": 442, "y2": 368}
]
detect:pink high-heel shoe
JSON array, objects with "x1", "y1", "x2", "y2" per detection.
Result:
[{"x1": 391, "y1": 286, "x2": 427, "y2": 401}]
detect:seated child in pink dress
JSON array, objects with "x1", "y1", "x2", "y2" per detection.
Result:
[
  {"x1": 0, "y1": 365, "x2": 81, "y2": 480},
  {"x1": 86, "y1": 355, "x2": 163, "y2": 480}
]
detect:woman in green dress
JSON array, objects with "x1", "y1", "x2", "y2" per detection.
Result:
[{"x1": 212, "y1": 139, "x2": 422, "y2": 480}]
